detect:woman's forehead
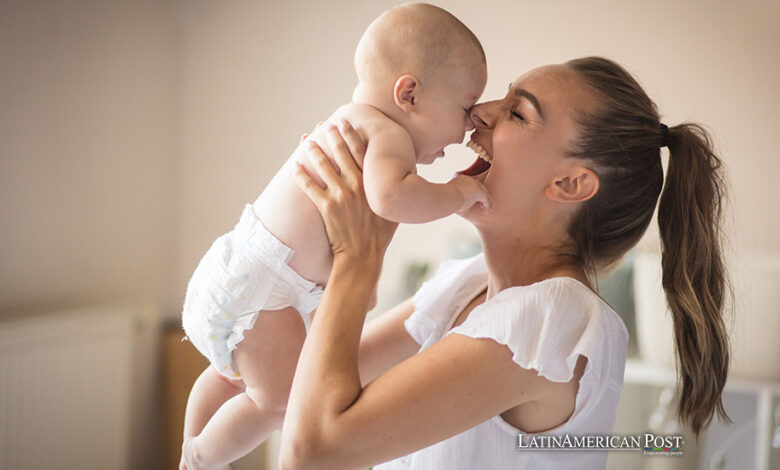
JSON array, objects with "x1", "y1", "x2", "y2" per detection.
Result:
[
  {"x1": 510, "y1": 65, "x2": 597, "y2": 115},
  {"x1": 512, "y1": 64, "x2": 575, "y2": 88}
]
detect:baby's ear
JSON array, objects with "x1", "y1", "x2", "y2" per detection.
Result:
[
  {"x1": 544, "y1": 165, "x2": 599, "y2": 203},
  {"x1": 393, "y1": 75, "x2": 419, "y2": 112}
]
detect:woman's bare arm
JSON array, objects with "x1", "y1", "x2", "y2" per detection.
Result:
[
  {"x1": 358, "y1": 297, "x2": 419, "y2": 386},
  {"x1": 281, "y1": 255, "x2": 557, "y2": 470},
  {"x1": 279, "y1": 122, "x2": 562, "y2": 470}
]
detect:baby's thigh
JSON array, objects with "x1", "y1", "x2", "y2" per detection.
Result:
[{"x1": 232, "y1": 307, "x2": 307, "y2": 408}]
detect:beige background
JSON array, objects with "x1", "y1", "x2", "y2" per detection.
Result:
[
  {"x1": 1, "y1": 1, "x2": 778, "y2": 468},
  {"x1": 2, "y1": 0, "x2": 779, "y2": 320},
  {"x1": 2, "y1": 0, "x2": 778, "y2": 319}
]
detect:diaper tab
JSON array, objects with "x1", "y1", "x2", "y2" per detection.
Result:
[{"x1": 233, "y1": 204, "x2": 295, "y2": 272}]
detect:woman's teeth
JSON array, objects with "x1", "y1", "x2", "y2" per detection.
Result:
[
  {"x1": 458, "y1": 139, "x2": 492, "y2": 177},
  {"x1": 466, "y1": 140, "x2": 492, "y2": 162}
]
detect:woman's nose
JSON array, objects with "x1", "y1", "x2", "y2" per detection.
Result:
[
  {"x1": 470, "y1": 112, "x2": 488, "y2": 128},
  {"x1": 469, "y1": 102, "x2": 493, "y2": 129}
]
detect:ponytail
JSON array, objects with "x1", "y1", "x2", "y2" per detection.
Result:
[
  {"x1": 565, "y1": 57, "x2": 731, "y2": 437},
  {"x1": 657, "y1": 123, "x2": 731, "y2": 436}
]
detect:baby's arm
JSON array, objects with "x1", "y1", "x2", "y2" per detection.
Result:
[{"x1": 362, "y1": 127, "x2": 488, "y2": 224}]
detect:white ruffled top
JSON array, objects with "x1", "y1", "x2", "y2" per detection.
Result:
[{"x1": 374, "y1": 253, "x2": 629, "y2": 470}]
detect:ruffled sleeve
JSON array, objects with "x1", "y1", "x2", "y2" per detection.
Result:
[
  {"x1": 404, "y1": 254, "x2": 488, "y2": 349},
  {"x1": 445, "y1": 278, "x2": 628, "y2": 387}
]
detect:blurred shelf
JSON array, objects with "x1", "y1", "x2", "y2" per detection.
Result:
[
  {"x1": 624, "y1": 358, "x2": 780, "y2": 470},
  {"x1": 625, "y1": 358, "x2": 780, "y2": 394}
]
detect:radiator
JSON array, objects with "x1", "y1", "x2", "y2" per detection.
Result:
[{"x1": 0, "y1": 304, "x2": 138, "y2": 470}]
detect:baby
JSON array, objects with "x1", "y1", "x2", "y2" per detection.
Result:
[{"x1": 180, "y1": 3, "x2": 488, "y2": 469}]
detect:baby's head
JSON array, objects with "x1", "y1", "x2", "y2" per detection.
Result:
[{"x1": 354, "y1": 3, "x2": 487, "y2": 163}]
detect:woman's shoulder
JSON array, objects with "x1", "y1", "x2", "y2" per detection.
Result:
[
  {"x1": 404, "y1": 254, "x2": 488, "y2": 347},
  {"x1": 414, "y1": 253, "x2": 488, "y2": 308},
  {"x1": 431, "y1": 252, "x2": 488, "y2": 278},
  {"x1": 446, "y1": 276, "x2": 629, "y2": 384},
  {"x1": 484, "y1": 277, "x2": 629, "y2": 339}
]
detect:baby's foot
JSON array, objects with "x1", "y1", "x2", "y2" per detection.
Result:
[
  {"x1": 180, "y1": 436, "x2": 233, "y2": 470},
  {"x1": 179, "y1": 436, "x2": 197, "y2": 470}
]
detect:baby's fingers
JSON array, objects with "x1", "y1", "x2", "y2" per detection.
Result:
[
  {"x1": 473, "y1": 182, "x2": 491, "y2": 213},
  {"x1": 477, "y1": 185, "x2": 491, "y2": 209}
]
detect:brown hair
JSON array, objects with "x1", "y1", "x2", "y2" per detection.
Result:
[{"x1": 565, "y1": 57, "x2": 731, "y2": 437}]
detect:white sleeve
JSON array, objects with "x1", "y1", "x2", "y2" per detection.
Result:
[
  {"x1": 404, "y1": 254, "x2": 486, "y2": 347},
  {"x1": 444, "y1": 279, "x2": 623, "y2": 384}
]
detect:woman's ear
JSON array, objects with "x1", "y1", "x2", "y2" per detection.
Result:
[
  {"x1": 545, "y1": 165, "x2": 599, "y2": 203},
  {"x1": 393, "y1": 75, "x2": 419, "y2": 112}
]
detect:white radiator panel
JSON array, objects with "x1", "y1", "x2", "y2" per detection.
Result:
[{"x1": 0, "y1": 304, "x2": 137, "y2": 470}]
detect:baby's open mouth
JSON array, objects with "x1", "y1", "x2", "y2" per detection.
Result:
[{"x1": 459, "y1": 140, "x2": 492, "y2": 176}]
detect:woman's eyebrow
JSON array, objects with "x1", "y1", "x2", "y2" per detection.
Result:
[{"x1": 514, "y1": 88, "x2": 544, "y2": 119}]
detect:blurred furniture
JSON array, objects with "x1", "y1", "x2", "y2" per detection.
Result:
[
  {"x1": 634, "y1": 251, "x2": 780, "y2": 382},
  {"x1": 603, "y1": 250, "x2": 780, "y2": 469},
  {"x1": 163, "y1": 324, "x2": 269, "y2": 470},
  {"x1": 609, "y1": 359, "x2": 780, "y2": 470},
  {"x1": 0, "y1": 304, "x2": 137, "y2": 470},
  {"x1": 163, "y1": 324, "x2": 209, "y2": 470}
]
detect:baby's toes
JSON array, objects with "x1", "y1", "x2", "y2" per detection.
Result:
[{"x1": 180, "y1": 436, "x2": 198, "y2": 470}]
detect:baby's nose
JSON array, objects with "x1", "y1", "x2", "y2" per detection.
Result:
[
  {"x1": 464, "y1": 116, "x2": 475, "y2": 132},
  {"x1": 469, "y1": 110, "x2": 489, "y2": 128}
]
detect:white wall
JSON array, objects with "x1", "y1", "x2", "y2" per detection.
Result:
[
  {"x1": 1, "y1": 1, "x2": 777, "y2": 468},
  {"x1": 176, "y1": 0, "x2": 780, "y2": 316},
  {"x1": 3, "y1": 0, "x2": 776, "y2": 319},
  {"x1": 0, "y1": 0, "x2": 178, "y2": 316}
]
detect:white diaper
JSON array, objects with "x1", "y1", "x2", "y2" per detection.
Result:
[{"x1": 181, "y1": 204, "x2": 324, "y2": 378}]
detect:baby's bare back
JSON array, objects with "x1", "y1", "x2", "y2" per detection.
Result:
[{"x1": 252, "y1": 103, "x2": 398, "y2": 288}]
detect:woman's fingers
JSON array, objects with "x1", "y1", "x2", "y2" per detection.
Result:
[
  {"x1": 337, "y1": 119, "x2": 367, "y2": 168},
  {"x1": 293, "y1": 150, "x2": 329, "y2": 209},
  {"x1": 294, "y1": 123, "x2": 397, "y2": 262},
  {"x1": 324, "y1": 122, "x2": 364, "y2": 189},
  {"x1": 303, "y1": 139, "x2": 345, "y2": 194}
]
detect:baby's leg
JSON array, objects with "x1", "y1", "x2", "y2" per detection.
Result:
[
  {"x1": 183, "y1": 365, "x2": 245, "y2": 440},
  {"x1": 183, "y1": 307, "x2": 307, "y2": 469}
]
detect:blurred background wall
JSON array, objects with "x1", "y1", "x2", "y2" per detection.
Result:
[
  {"x1": 1, "y1": 0, "x2": 778, "y2": 468},
  {"x1": 2, "y1": 0, "x2": 778, "y2": 319},
  {"x1": 0, "y1": 0, "x2": 178, "y2": 315}
]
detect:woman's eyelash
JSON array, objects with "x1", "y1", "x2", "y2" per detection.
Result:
[{"x1": 511, "y1": 110, "x2": 525, "y2": 121}]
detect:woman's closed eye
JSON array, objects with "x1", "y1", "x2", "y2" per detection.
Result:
[{"x1": 511, "y1": 110, "x2": 525, "y2": 121}]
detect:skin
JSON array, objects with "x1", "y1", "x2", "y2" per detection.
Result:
[
  {"x1": 279, "y1": 64, "x2": 606, "y2": 470},
  {"x1": 358, "y1": 52, "x2": 489, "y2": 223},
  {"x1": 181, "y1": 14, "x2": 489, "y2": 470},
  {"x1": 256, "y1": 18, "x2": 488, "y2": 285},
  {"x1": 354, "y1": 2, "x2": 485, "y2": 90}
]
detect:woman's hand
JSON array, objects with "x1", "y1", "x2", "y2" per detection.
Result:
[{"x1": 293, "y1": 120, "x2": 398, "y2": 269}]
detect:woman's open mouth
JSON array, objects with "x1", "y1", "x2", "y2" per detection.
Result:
[{"x1": 459, "y1": 139, "x2": 492, "y2": 176}]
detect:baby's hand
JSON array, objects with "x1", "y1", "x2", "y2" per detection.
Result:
[{"x1": 450, "y1": 174, "x2": 490, "y2": 213}]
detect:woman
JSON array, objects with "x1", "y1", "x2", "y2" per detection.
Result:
[{"x1": 278, "y1": 57, "x2": 730, "y2": 470}]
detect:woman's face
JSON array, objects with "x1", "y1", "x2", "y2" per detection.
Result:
[{"x1": 459, "y1": 64, "x2": 600, "y2": 229}]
